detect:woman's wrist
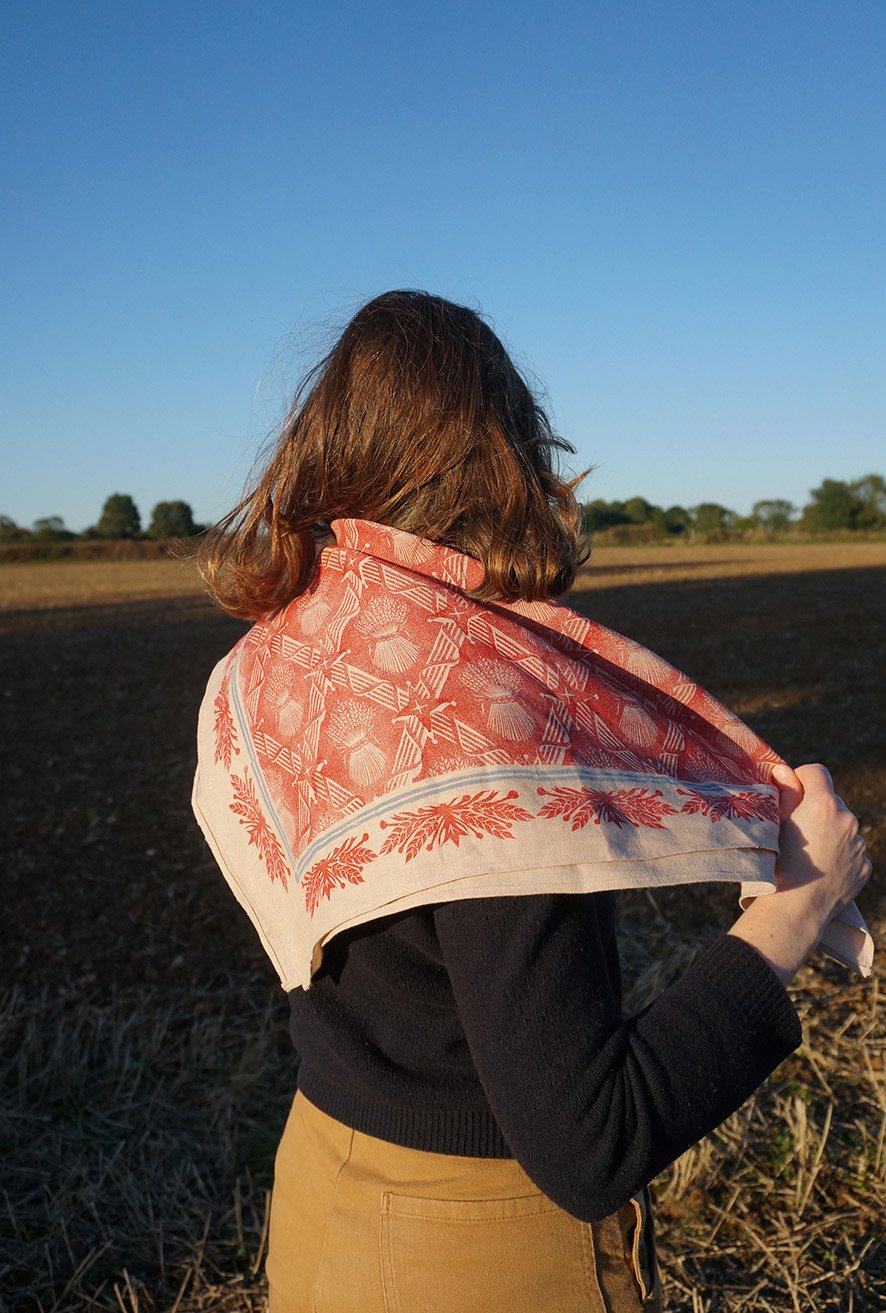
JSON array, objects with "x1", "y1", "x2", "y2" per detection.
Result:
[{"x1": 726, "y1": 890, "x2": 826, "y2": 988}]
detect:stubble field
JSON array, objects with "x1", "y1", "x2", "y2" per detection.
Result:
[{"x1": 1, "y1": 540, "x2": 884, "y2": 1311}]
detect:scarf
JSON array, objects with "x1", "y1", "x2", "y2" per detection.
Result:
[{"x1": 192, "y1": 516, "x2": 873, "y2": 990}]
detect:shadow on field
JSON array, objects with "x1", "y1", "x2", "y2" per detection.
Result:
[
  {"x1": 0, "y1": 593, "x2": 224, "y2": 634},
  {"x1": 2, "y1": 566, "x2": 884, "y2": 1309},
  {"x1": 577, "y1": 556, "x2": 740, "y2": 576}
]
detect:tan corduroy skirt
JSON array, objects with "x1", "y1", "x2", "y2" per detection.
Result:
[{"x1": 266, "y1": 1088, "x2": 662, "y2": 1312}]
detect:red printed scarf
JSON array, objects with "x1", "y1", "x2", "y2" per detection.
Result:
[{"x1": 192, "y1": 517, "x2": 872, "y2": 989}]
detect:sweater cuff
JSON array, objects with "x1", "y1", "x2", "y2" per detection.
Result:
[{"x1": 688, "y1": 932, "x2": 804, "y2": 1054}]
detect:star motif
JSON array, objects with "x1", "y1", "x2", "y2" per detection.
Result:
[
  {"x1": 551, "y1": 679, "x2": 589, "y2": 708},
  {"x1": 305, "y1": 647, "x2": 350, "y2": 692},
  {"x1": 542, "y1": 677, "x2": 602, "y2": 732},
  {"x1": 337, "y1": 549, "x2": 368, "y2": 592},
  {"x1": 392, "y1": 682, "x2": 453, "y2": 743},
  {"x1": 428, "y1": 592, "x2": 476, "y2": 638},
  {"x1": 286, "y1": 756, "x2": 330, "y2": 806}
]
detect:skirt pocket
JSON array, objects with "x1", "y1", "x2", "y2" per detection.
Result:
[
  {"x1": 620, "y1": 1186, "x2": 661, "y2": 1305},
  {"x1": 379, "y1": 1190, "x2": 603, "y2": 1313}
]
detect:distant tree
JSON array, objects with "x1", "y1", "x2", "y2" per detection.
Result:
[
  {"x1": 663, "y1": 505, "x2": 691, "y2": 535},
  {"x1": 0, "y1": 515, "x2": 32, "y2": 542},
  {"x1": 96, "y1": 493, "x2": 141, "y2": 539},
  {"x1": 582, "y1": 499, "x2": 630, "y2": 532},
  {"x1": 622, "y1": 496, "x2": 655, "y2": 524},
  {"x1": 801, "y1": 479, "x2": 859, "y2": 531},
  {"x1": 691, "y1": 503, "x2": 735, "y2": 536},
  {"x1": 647, "y1": 506, "x2": 668, "y2": 536},
  {"x1": 32, "y1": 515, "x2": 75, "y2": 541},
  {"x1": 751, "y1": 499, "x2": 796, "y2": 532},
  {"x1": 849, "y1": 473, "x2": 886, "y2": 530},
  {"x1": 147, "y1": 500, "x2": 199, "y2": 538}
]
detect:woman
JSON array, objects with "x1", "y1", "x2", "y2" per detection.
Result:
[{"x1": 192, "y1": 290, "x2": 872, "y2": 1312}]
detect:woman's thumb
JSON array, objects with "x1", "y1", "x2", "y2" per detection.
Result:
[{"x1": 771, "y1": 763, "x2": 804, "y2": 820}]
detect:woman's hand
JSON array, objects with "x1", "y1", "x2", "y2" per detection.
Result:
[
  {"x1": 727, "y1": 762, "x2": 872, "y2": 987},
  {"x1": 771, "y1": 762, "x2": 873, "y2": 927}
]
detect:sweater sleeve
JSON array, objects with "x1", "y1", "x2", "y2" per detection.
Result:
[{"x1": 433, "y1": 891, "x2": 803, "y2": 1223}]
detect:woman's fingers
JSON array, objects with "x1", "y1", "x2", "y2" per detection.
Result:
[
  {"x1": 773, "y1": 765, "x2": 869, "y2": 869},
  {"x1": 794, "y1": 762, "x2": 835, "y2": 793},
  {"x1": 771, "y1": 763, "x2": 805, "y2": 821}
]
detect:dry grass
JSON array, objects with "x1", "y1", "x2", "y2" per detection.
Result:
[
  {"x1": 3, "y1": 539, "x2": 885, "y2": 614},
  {"x1": 0, "y1": 560, "x2": 204, "y2": 611},
  {"x1": 575, "y1": 540, "x2": 886, "y2": 590},
  {"x1": 618, "y1": 890, "x2": 886, "y2": 1312},
  {"x1": 0, "y1": 977, "x2": 293, "y2": 1312}
]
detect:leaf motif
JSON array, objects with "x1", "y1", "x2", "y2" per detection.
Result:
[
  {"x1": 534, "y1": 785, "x2": 583, "y2": 823},
  {"x1": 229, "y1": 769, "x2": 289, "y2": 891},
  {"x1": 536, "y1": 785, "x2": 678, "y2": 830},
  {"x1": 213, "y1": 674, "x2": 240, "y2": 771},
  {"x1": 676, "y1": 787, "x2": 778, "y2": 824},
  {"x1": 676, "y1": 792, "x2": 709, "y2": 817},
  {"x1": 378, "y1": 789, "x2": 534, "y2": 862},
  {"x1": 601, "y1": 787, "x2": 680, "y2": 829},
  {"x1": 302, "y1": 832, "x2": 376, "y2": 916}
]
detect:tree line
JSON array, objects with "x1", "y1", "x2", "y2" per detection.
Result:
[
  {"x1": 0, "y1": 494, "x2": 205, "y2": 543},
  {"x1": 2, "y1": 473, "x2": 884, "y2": 544},
  {"x1": 582, "y1": 473, "x2": 885, "y2": 538}
]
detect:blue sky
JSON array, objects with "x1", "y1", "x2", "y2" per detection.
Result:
[{"x1": 2, "y1": 1, "x2": 884, "y2": 532}]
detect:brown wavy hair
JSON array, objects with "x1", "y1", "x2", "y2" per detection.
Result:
[{"x1": 195, "y1": 289, "x2": 593, "y2": 620}]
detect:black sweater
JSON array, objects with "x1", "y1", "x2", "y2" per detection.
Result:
[{"x1": 288, "y1": 890, "x2": 803, "y2": 1223}]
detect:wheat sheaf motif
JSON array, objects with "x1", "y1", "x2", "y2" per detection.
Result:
[
  {"x1": 326, "y1": 701, "x2": 387, "y2": 789},
  {"x1": 353, "y1": 595, "x2": 420, "y2": 673},
  {"x1": 262, "y1": 665, "x2": 306, "y2": 738},
  {"x1": 459, "y1": 658, "x2": 536, "y2": 741}
]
